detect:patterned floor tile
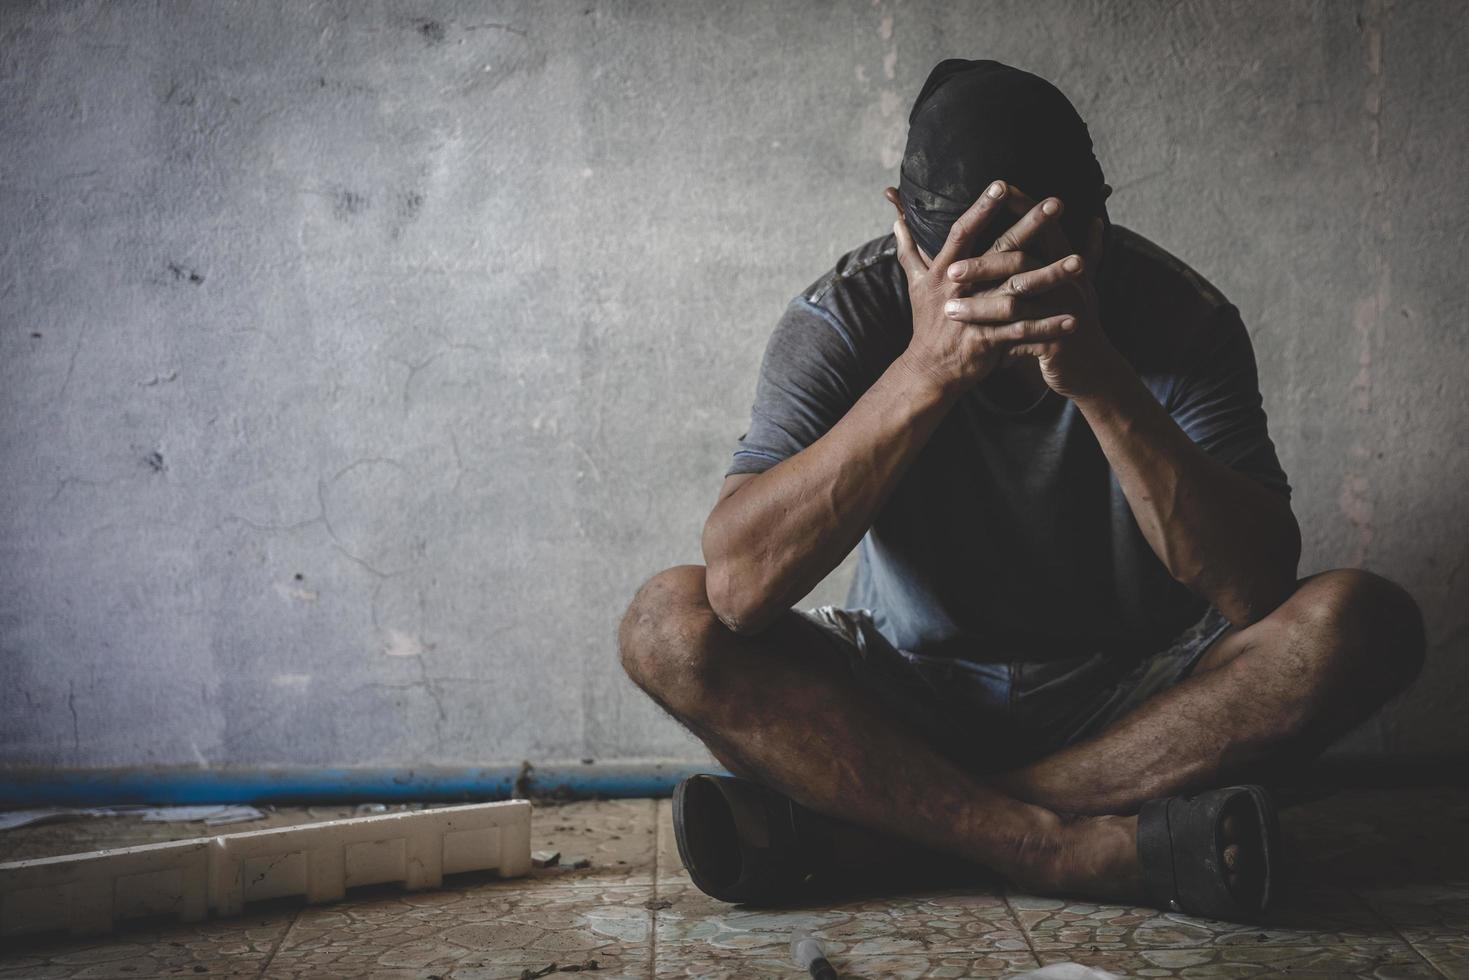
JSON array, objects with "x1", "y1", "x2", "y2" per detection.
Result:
[
  {"x1": 1033, "y1": 943, "x2": 1442, "y2": 978},
  {"x1": 0, "y1": 903, "x2": 297, "y2": 979},
  {"x1": 653, "y1": 881, "x2": 1033, "y2": 958},
  {"x1": 6, "y1": 791, "x2": 1469, "y2": 978},
  {"x1": 1414, "y1": 941, "x2": 1469, "y2": 979},
  {"x1": 1010, "y1": 884, "x2": 1399, "y2": 951},
  {"x1": 259, "y1": 882, "x2": 652, "y2": 979}
]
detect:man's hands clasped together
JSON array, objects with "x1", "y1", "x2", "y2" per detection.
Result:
[{"x1": 885, "y1": 180, "x2": 1125, "y2": 402}]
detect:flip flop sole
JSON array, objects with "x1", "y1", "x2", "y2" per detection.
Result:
[
  {"x1": 1243, "y1": 783, "x2": 1280, "y2": 912},
  {"x1": 672, "y1": 775, "x2": 743, "y2": 901},
  {"x1": 671, "y1": 774, "x2": 820, "y2": 905}
]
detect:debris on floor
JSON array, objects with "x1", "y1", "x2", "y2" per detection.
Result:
[
  {"x1": 531, "y1": 849, "x2": 561, "y2": 867},
  {"x1": 790, "y1": 931, "x2": 836, "y2": 980}
]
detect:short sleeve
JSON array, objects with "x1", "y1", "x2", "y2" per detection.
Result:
[
  {"x1": 1167, "y1": 305, "x2": 1291, "y2": 498},
  {"x1": 727, "y1": 298, "x2": 864, "y2": 477}
]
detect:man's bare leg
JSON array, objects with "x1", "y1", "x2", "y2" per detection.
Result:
[
  {"x1": 621, "y1": 565, "x2": 1144, "y2": 902},
  {"x1": 993, "y1": 569, "x2": 1425, "y2": 816},
  {"x1": 621, "y1": 565, "x2": 1422, "y2": 904}
]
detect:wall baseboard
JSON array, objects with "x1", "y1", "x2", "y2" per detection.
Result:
[{"x1": 0, "y1": 761, "x2": 731, "y2": 807}]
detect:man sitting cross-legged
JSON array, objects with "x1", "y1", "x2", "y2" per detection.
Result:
[{"x1": 618, "y1": 59, "x2": 1424, "y2": 921}]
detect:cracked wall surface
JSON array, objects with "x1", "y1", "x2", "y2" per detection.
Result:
[{"x1": 1, "y1": 1, "x2": 1466, "y2": 768}]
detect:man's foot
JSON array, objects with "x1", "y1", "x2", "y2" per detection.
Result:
[
  {"x1": 1016, "y1": 794, "x2": 1266, "y2": 912},
  {"x1": 1008, "y1": 811, "x2": 1145, "y2": 903}
]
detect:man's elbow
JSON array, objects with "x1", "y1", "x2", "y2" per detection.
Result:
[
  {"x1": 1230, "y1": 565, "x2": 1299, "y2": 627},
  {"x1": 1214, "y1": 547, "x2": 1302, "y2": 628},
  {"x1": 701, "y1": 511, "x2": 777, "y2": 636},
  {"x1": 703, "y1": 559, "x2": 780, "y2": 636}
]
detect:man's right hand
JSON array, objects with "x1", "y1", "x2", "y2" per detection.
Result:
[{"x1": 885, "y1": 181, "x2": 1079, "y2": 396}]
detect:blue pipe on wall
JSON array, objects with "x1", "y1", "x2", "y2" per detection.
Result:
[{"x1": 0, "y1": 762, "x2": 727, "y2": 807}]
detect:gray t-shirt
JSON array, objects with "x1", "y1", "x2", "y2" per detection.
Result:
[{"x1": 727, "y1": 225, "x2": 1290, "y2": 665}]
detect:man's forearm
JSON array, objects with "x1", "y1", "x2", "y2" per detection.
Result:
[
  {"x1": 1074, "y1": 362, "x2": 1301, "y2": 626},
  {"x1": 702, "y1": 353, "x2": 958, "y2": 634}
]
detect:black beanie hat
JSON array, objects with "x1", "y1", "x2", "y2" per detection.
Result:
[{"x1": 898, "y1": 59, "x2": 1106, "y2": 258}]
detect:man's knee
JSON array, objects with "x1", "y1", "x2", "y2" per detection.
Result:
[
  {"x1": 1280, "y1": 568, "x2": 1425, "y2": 700},
  {"x1": 618, "y1": 565, "x2": 726, "y2": 706}
]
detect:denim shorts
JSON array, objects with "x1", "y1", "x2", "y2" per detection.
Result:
[{"x1": 794, "y1": 604, "x2": 1234, "y2": 775}]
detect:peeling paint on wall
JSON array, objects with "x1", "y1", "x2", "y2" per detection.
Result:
[
  {"x1": 1339, "y1": 0, "x2": 1390, "y2": 569},
  {"x1": 858, "y1": 0, "x2": 906, "y2": 171}
]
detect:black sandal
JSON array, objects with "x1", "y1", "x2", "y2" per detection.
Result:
[
  {"x1": 1137, "y1": 784, "x2": 1280, "y2": 921},
  {"x1": 672, "y1": 774, "x2": 835, "y2": 904}
]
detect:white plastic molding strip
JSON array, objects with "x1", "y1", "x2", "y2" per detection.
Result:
[{"x1": 0, "y1": 800, "x2": 531, "y2": 937}]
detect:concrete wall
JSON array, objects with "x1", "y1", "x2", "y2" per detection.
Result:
[{"x1": 2, "y1": 1, "x2": 1465, "y2": 772}]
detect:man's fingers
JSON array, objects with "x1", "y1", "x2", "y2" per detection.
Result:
[
  {"x1": 891, "y1": 214, "x2": 928, "y2": 279},
  {"x1": 943, "y1": 288, "x2": 1072, "y2": 325},
  {"x1": 943, "y1": 292, "x2": 1019, "y2": 324},
  {"x1": 885, "y1": 187, "x2": 929, "y2": 277},
  {"x1": 1003, "y1": 253, "x2": 1085, "y2": 298},
  {"x1": 989, "y1": 196, "x2": 1069, "y2": 260},
  {"x1": 883, "y1": 185, "x2": 904, "y2": 217},
  {"x1": 933, "y1": 180, "x2": 1009, "y2": 269},
  {"x1": 980, "y1": 314, "x2": 1077, "y2": 347},
  {"x1": 992, "y1": 181, "x2": 1038, "y2": 217},
  {"x1": 946, "y1": 250, "x2": 1038, "y2": 287},
  {"x1": 1006, "y1": 340, "x2": 1063, "y2": 359},
  {"x1": 987, "y1": 182, "x2": 1074, "y2": 263}
]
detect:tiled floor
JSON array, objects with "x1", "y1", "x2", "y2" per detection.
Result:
[{"x1": 1, "y1": 786, "x2": 1466, "y2": 978}]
